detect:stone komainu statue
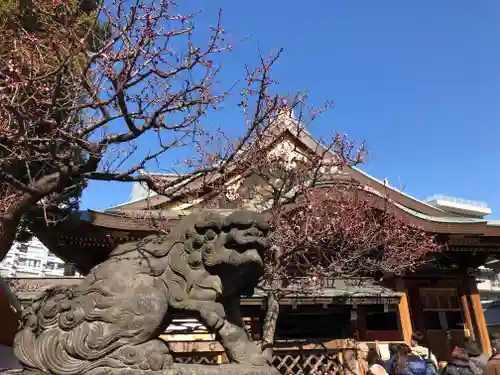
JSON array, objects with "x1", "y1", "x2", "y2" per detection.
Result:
[{"x1": 14, "y1": 211, "x2": 270, "y2": 375}]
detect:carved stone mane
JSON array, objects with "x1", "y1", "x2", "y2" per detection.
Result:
[{"x1": 14, "y1": 211, "x2": 272, "y2": 375}]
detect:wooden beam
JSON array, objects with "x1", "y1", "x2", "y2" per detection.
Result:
[
  {"x1": 407, "y1": 285, "x2": 426, "y2": 342},
  {"x1": 468, "y1": 278, "x2": 492, "y2": 355},
  {"x1": 350, "y1": 308, "x2": 359, "y2": 340},
  {"x1": 165, "y1": 339, "x2": 404, "y2": 354},
  {"x1": 396, "y1": 279, "x2": 413, "y2": 343}
]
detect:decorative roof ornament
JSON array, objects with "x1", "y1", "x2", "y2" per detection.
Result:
[{"x1": 276, "y1": 106, "x2": 296, "y2": 122}]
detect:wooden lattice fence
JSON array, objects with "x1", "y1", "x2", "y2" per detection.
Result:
[
  {"x1": 272, "y1": 351, "x2": 340, "y2": 375},
  {"x1": 174, "y1": 350, "x2": 341, "y2": 375}
]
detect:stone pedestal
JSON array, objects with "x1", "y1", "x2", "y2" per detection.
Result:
[
  {"x1": 12, "y1": 212, "x2": 273, "y2": 375},
  {"x1": 0, "y1": 365, "x2": 280, "y2": 375}
]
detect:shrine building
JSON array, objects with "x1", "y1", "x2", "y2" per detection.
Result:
[{"x1": 3, "y1": 112, "x2": 500, "y2": 370}]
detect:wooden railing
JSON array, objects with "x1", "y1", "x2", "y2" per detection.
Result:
[{"x1": 171, "y1": 339, "x2": 404, "y2": 375}]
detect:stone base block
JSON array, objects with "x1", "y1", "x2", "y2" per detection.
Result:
[
  {"x1": 1, "y1": 364, "x2": 280, "y2": 375},
  {"x1": 173, "y1": 364, "x2": 280, "y2": 375}
]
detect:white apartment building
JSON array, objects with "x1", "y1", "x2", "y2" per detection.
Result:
[
  {"x1": 477, "y1": 262, "x2": 500, "y2": 304},
  {"x1": 0, "y1": 238, "x2": 79, "y2": 278}
]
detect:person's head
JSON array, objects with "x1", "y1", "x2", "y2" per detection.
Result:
[
  {"x1": 451, "y1": 342, "x2": 471, "y2": 361},
  {"x1": 392, "y1": 344, "x2": 411, "y2": 375},
  {"x1": 343, "y1": 349, "x2": 356, "y2": 362},
  {"x1": 357, "y1": 343, "x2": 370, "y2": 361},
  {"x1": 367, "y1": 348, "x2": 383, "y2": 366},
  {"x1": 369, "y1": 364, "x2": 388, "y2": 375},
  {"x1": 388, "y1": 343, "x2": 399, "y2": 357},
  {"x1": 397, "y1": 344, "x2": 411, "y2": 356},
  {"x1": 492, "y1": 338, "x2": 500, "y2": 355},
  {"x1": 410, "y1": 331, "x2": 424, "y2": 347},
  {"x1": 343, "y1": 349, "x2": 358, "y2": 375}
]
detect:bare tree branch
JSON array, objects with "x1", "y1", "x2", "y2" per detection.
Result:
[{"x1": 0, "y1": 0, "x2": 288, "y2": 261}]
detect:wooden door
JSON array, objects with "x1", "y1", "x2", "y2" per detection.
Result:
[{"x1": 419, "y1": 288, "x2": 465, "y2": 361}]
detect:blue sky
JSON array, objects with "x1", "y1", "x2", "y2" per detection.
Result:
[{"x1": 82, "y1": 1, "x2": 500, "y2": 218}]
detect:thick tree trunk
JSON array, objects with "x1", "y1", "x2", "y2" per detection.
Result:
[
  {"x1": 0, "y1": 277, "x2": 23, "y2": 346},
  {"x1": 0, "y1": 170, "x2": 70, "y2": 261},
  {"x1": 0, "y1": 217, "x2": 24, "y2": 345},
  {"x1": 261, "y1": 291, "x2": 280, "y2": 361},
  {"x1": 0, "y1": 215, "x2": 21, "y2": 262}
]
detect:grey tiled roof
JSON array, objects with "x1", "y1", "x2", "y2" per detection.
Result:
[
  {"x1": 483, "y1": 302, "x2": 500, "y2": 326},
  {"x1": 253, "y1": 279, "x2": 402, "y2": 299},
  {"x1": 15, "y1": 278, "x2": 401, "y2": 303},
  {"x1": 392, "y1": 201, "x2": 486, "y2": 224}
]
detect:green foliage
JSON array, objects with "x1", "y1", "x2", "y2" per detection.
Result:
[
  {"x1": 0, "y1": 0, "x2": 99, "y2": 31},
  {"x1": 0, "y1": 0, "x2": 102, "y2": 234},
  {"x1": 0, "y1": 0, "x2": 18, "y2": 23}
]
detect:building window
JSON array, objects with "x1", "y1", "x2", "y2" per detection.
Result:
[
  {"x1": 276, "y1": 306, "x2": 349, "y2": 339},
  {"x1": 445, "y1": 311, "x2": 464, "y2": 330},
  {"x1": 422, "y1": 311, "x2": 441, "y2": 330},
  {"x1": 420, "y1": 288, "x2": 464, "y2": 330},
  {"x1": 18, "y1": 244, "x2": 29, "y2": 253},
  {"x1": 26, "y1": 259, "x2": 41, "y2": 268},
  {"x1": 366, "y1": 311, "x2": 399, "y2": 331},
  {"x1": 420, "y1": 288, "x2": 460, "y2": 310}
]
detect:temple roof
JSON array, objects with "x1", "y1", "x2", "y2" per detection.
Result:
[
  {"x1": 30, "y1": 113, "x2": 500, "y2": 272},
  {"x1": 84, "y1": 203, "x2": 498, "y2": 235},
  {"x1": 483, "y1": 302, "x2": 500, "y2": 327},
  {"x1": 104, "y1": 116, "x2": 492, "y2": 225}
]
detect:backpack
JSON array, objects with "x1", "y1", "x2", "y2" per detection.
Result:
[
  {"x1": 416, "y1": 349, "x2": 438, "y2": 373},
  {"x1": 424, "y1": 352, "x2": 438, "y2": 373},
  {"x1": 405, "y1": 357, "x2": 431, "y2": 375}
]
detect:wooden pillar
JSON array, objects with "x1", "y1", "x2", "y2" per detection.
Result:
[
  {"x1": 408, "y1": 285, "x2": 426, "y2": 339},
  {"x1": 350, "y1": 306, "x2": 360, "y2": 340},
  {"x1": 396, "y1": 279, "x2": 413, "y2": 343},
  {"x1": 357, "y1": 306, "x2": 367, "y2": 341},
  {"x1": 468, "y1": 278, "x2": 492, "y2": 355},
  {"x1": 459, "y1": 280, "x2": 476, "y2": 342},
  {"x1": 460, "y1": 294, "x2": 475, "y2": 341}
]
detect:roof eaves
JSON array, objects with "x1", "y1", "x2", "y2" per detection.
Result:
[
  {"x1": 103, "y1": 172, "x2": 209, "y2": 212},
  {"x1": 104, "y1": 191, "x2": 158, "y2": 211},
  {"x1": 282, "y1": 122, "x2": 449, "y2": 215},
  {"x1": 392, "y1": 201, "x2": 486, "y2": 224},
  {"x1": 89, "y1": 208, "x2": 238, "y2": 220},
  {"x1": 351, "y1": 166, "x2": 449, "y2": 214}
]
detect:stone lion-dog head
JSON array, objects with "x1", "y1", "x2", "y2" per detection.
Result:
[{"x1": 181, "y1": 210, "x2": 270, "y2": 297}]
